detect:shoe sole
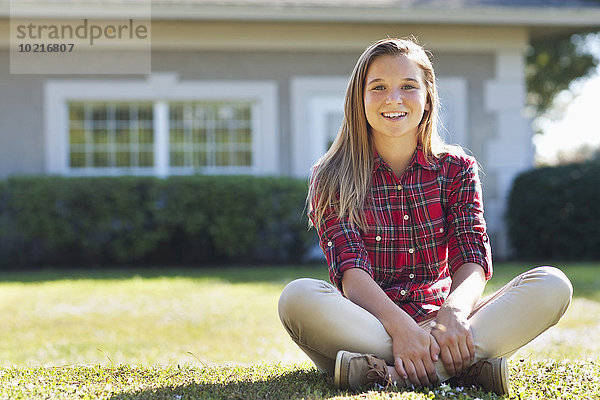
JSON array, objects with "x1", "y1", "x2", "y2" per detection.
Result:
[
  {"x1": 334, "y1": 350, "x2": 346, "y2": 388},
  {"x1": 499, "y1": 357, "x2": 509, "y2": 396}
]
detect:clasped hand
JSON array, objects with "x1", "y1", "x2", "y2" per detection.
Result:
[
  {"x1": 392, "y1": 309, "x2": 474, "y2": 387},
  {"x1": 430, "y1": 307, "x2": 474, "y2": 378}
]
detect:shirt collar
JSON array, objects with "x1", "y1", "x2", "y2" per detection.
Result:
[
  {"x1": 373, "y1": 146, "x2": 441, "y2": 173},
  {"x1": 415, "y1": 146, "x2": 442, "y2": 171}
]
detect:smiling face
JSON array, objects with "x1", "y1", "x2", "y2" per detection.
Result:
[{"x1": 363, "y1": 54, "x2": 430, "y2": 147}]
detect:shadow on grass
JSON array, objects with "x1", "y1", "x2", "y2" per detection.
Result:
[
  {"x1": 108, "y1": 368, "x2": 339, "y2": 400},
  {"x1": 105, "y1": 368, "x2": 504, "y2": 400},
  {"x1": 488, "y1": 263, "x2": 600, "y2": 302},
  {"x1": 0, "y1": 264, "x2": 329, "y2": 284},
  {"x1": 3, "y1": 263, "x2": 599, "y2": 301}
]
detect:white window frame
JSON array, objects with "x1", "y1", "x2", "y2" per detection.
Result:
[
  {"x1": 44, "y1": 73, "x2": 278, "y2": 176},
  {"x1": 290, "y1": 76, "x2": 348, "y2": 177},
  {"x1": 290, "y1": 75, "x2": 468, "y2": 177}
]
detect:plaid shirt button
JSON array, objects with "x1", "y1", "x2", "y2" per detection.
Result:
[
  {"x1": 400, "y1": 290, "x2": 407, "y2": 296},
  {"x1": 375, "y1": 235, "x2": 382, "y2": 241},
  {"x1": 403, "y1": 215, "x2": 409, "y2": 220},
  {"x1": 327, "y1": 241, "x2": 333, "y2": 247},
  {"x1": 397, "y1": 184, "x2": 402, "y2": 190},
  {"x1": 409, "y1": 273, "x2": 415, "y2": 279},
  {"x1": 408, "y1": 248, "x2": 415, "y2": 254}
]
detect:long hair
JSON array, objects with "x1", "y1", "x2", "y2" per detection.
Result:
[{"x1": 308, "y1": 37, "x2": 446, "y2": 231}]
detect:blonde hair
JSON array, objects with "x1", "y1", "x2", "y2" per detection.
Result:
[{"x1": 308, "y1": 37, "x2": 447, "y2": 231}]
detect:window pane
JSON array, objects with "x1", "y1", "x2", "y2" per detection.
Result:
[
  {"x1": 170, "y1": 105, "x2": 183, "y2": 122},
  {"x1": 70, "y1": 152, "x2": 85, "y2": 168},
  {"x1": 92, "y1": 105, "x2": 107, "y2": 121},
  {"x1": 193, "y1": 151, "x2": 207, "y2": 167},
  {"x1": 239, "y1": 151, "x2": 252, "y2": 166},
  {"x1": 217, "y1": 105, "x2": 234, "y2": 121},
  {"x1": 70, "y1": 104, "x2": 85, "y2": 122},
  {"x1": 139, "y1": 151, "x2": 153, "y2": 167},
  {"x1": 70, "y1": 129, "x2": 85, "y2": 145},
  {"x1": 215, "y1": 151, "x2": 229, "y2": 166},
  {"x1": 139, "y1": 129, "x2": 153, "y2": 144},
  {"x1": 138, "y1": 105, "x2": 153, "y2": 121},
  {"x1": 192, "y1": 128, "x2": 206, "y2": 143},
  {"x1": 116, "y1": 129, "x2": 131, "y2": 144},
  {"x1": 236, "y1": 129, "x2": 251, "y2": 144},
  {"x1": 68, "y1": 101, "x2": 154, "y2": 170},
  {"x1": 115, "y1": 105, "x2": 130, "y2": 121},
  {"x1": 215, "y1": 128, "x2": 229, "y2": 144},
  {"x1": 170, "y1": 129, "x2": 184, "y2": 144},
  {"x1": 93, "y1": 129, "x2": 108, "y2": 145},
  {"x1": 93, "y1": 152, "x2": 109, "y2": 167},
  {"x1": 193, "y1": 105, "x2": 206, "y2": 121},
  {"x1": 116, "y1": 152, "x2": 131, "y2": 167},
  {"x1": 170, "y1": 151, "x2": 184, "y2": 167},
  {"x1": 169, "y1": 100, "x2": 253, "y2": 169},
  {"x1": 235, "y1": 105, "x2": 251, "y2": 121}
]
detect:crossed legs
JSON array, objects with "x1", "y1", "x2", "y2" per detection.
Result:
[{"x1": 278, "y1": 266, "x2": 572, "y2": 381}]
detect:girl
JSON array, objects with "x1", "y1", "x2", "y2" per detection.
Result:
[{"x1": 278, "y1": 38, "x2": 572, "y2": 395}]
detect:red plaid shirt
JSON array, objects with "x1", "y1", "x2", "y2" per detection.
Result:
[{"x1": 309, "y1": 147, "x2": 492, "y2": 322}]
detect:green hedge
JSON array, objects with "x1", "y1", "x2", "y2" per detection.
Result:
[
  {"x1": 0, "y1": 176, "x2": 314, "y2": 267},
  {"x1": 506, "y1": 160, "x2": 600, "y2": 260}
]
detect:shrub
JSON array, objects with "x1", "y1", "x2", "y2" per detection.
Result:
[
  {"x1": 506, "y1": 160, "x2": 600, "y2": 260},
  {"x1": 0, "y1": 175, "x2": 314, "y2": 268}
]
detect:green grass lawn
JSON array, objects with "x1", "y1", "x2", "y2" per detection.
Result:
[{"x1": 0, "y1": 263, "x2": 599, "y2": 399}]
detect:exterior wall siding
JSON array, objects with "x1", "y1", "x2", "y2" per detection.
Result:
[
  {"x1": 0, "y1": 17, "x2": 529, "y2": 258},
  {"x1": 0, "y1": 52, "x2": 46, "y2": 176},
  {"x1": 0, "y1": 49, "x2": 496, "y2": 178},
  {"x1": 151, "y1": 49, "x2": 359, "y2": 175}
]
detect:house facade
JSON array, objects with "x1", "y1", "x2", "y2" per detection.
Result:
[{"x1": 1, "y1": 0, "x2": 600, "y2": 258}]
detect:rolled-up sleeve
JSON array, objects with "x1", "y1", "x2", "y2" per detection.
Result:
[
  {"x1": 308, "y1": 206, "x2": 373, "y2": 291},
  {"x1": 446, "y1": 156, "x2": 493, "y2": 279}
]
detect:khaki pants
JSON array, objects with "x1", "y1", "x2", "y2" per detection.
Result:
[{"x1": 278, "y1": 266, "x2": 572, "y2": 381}]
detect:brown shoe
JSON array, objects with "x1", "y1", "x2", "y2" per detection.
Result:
[
  {"x1": 334, "y1": 350, "x2": 392, "y2": 391},
  {"x1": 449, "y1": 357, "x2": 509, "y2": 396}
]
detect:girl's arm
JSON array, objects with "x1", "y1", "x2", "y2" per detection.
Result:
[
  {"x1": 342, "y1": 268, "x2": 440, "y2": 387},
  {"x1": 431, "y1": 262, "x2": 486, "y2": 377},
  {"x1": 438, "y1": 154, "x2": 491, "y2": 377}
]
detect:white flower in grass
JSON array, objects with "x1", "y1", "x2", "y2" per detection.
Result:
[{"x1": 435, "y1": 382, "x2": 452, "y2": 394}]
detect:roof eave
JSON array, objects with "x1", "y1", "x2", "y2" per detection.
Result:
[
  {"x1": 152, "y1": 4, "x2": 600, "y2": 27},
  {"x1": 4, "y1": 2, "x2": 600, "y2": 29}
]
